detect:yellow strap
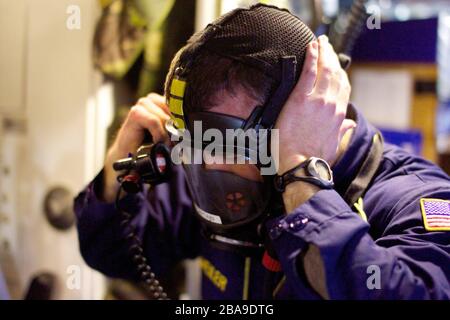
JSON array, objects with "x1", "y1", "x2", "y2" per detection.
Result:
[
  {"x1": 272, "y1": 276, "x2": 286, "y2": 298},
  {"x1": 242, "y1": 257, "x2": 251, "y2": 300},
  {"x1": 169, "y1": 97, "x2": 184, "y2": 115},
  {"x1": 170, "y1": 78, "x2": 187, "y2": 98},
  {"x1": 354, "y1": 197, "x2": 368, "y2": 222},
  {"x1": 168, "y1": 77, "x2": 186, "y2": 129}
]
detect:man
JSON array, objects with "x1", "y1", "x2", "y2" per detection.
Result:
[{"x1": 75, "y1": 4, "x2": 450, "y2": 299}]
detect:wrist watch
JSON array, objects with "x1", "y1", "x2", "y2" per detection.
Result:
[{"x1": 274, "y1": 157, "x2": 334, "y2": 192}]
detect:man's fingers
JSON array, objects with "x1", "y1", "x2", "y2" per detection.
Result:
[
  {"x1": 314, "y1": 36, "x2": 332, "y2": 95},
  {"x1": 147, "y1": 93, "x2": 171, "y2": 115},
  {"x1": 136, "y1": 96, "x2": 171, "y2": 123},
  {"x1": 128, "y1": 105, "x2": 169, "y2": 143},
  {"x1": 132, "y1": 93, "x2": 174, "y2": 145},
  {"x1": 326, "y1": 46, "x2": 343, "y2": 98},
  {"x1": 324, "y1": 39, "x2": 341, "y2": 70},
  {"x1": 315, "y1": 35, "x2": 342, "y2": 96},
  {"x1": 294, "y1": 40, "x2": 319, "y2": 96},
  {"x1": 336, "y1": 72, "x2": 351, "y2": 119}
]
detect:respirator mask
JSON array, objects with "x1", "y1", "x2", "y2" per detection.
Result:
[{"x1": 164, "y1": 4, "x2": 316, "y2": 253}]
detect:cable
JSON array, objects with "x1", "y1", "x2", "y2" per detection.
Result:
[
  {"x1": 115, "y1": 184, "x2": 169, "y2": 300},
  {"x1": 329, "y1": 0, "x2": 369, "y2": 55}
]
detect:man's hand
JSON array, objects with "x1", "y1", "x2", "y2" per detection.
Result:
[
  {"x1": 102, "y1": 93, "x2": 171, "y2": 202},
  {"x1": 275, "y1": 35, "x2": 355, "y2": 176},
  {"x1": 274, "y1": 35, "x2": 355, "y2": 212}
]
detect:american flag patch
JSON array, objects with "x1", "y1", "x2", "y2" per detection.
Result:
[{"x1": 420, "y1": 198, "x2": 450, "y2": 231}]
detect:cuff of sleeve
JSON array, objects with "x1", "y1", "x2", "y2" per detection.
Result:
[
  {"x1": 265, "y1": 189, "x2": 370, "y2": 298},
  {"x1": 266, "y1": 189, "x2": 366, "y2": 243},
  {"x1": 74, "y1": 169, "x2": 145, "y2": 225}
]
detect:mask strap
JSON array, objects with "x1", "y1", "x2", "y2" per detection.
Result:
[{"x1": 255, "y1": 56, "x2": 297, "y2": 129}]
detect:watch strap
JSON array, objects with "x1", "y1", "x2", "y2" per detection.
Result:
[{"x1": 274, "y1": 158, "x2": 334, "y2": 192}]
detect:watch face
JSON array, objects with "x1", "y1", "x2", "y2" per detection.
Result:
[{"x1": 307, "y1": 158, "x2": 332, "y2": 181}]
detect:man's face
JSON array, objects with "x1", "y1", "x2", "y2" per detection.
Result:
[{"x1": 202, "y1": 88, "x2": 263, "y2": 182}]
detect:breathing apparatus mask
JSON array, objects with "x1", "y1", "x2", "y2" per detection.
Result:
[
  {"x1": 115, "y1": 4, "x2": 317, "y2": 254},
  {"x1": 165, "y1": 4, "x2": 317, "y2": 254}
]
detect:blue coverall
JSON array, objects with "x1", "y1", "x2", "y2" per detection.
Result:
[{"x1": 74, "y1": 107, "x2": 450, "y2": 299}]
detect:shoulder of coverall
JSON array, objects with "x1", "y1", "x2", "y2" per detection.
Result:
[
  {"x1": 362, "y1": 142, "x2": 450, "y2": 237},
  {"x1": 332, "y1": 105, "x2": 449, "y2": 231}
]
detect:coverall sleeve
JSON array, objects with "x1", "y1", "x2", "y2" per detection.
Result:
[
  {"x1": 266, "y1": 181, "x2": 450, "y2": 299},
  {"x1": 74, "y1": 165, "x2": 200, "y2": 280}
]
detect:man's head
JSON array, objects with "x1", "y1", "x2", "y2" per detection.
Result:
[
  {"x1": 163, "y1": 4, "x2": 317, "y2": 250},
  {"x1": 164, "y1": 3, "x2": 316, "y2": 177},
  {"x1": 164, "y1": 4, "x2": 315, "y2": 123},
  {"x1": 165, "y1": 50, "x2": 273, "y2": 182}
]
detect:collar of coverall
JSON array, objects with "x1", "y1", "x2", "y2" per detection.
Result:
[{"x1": 332, "y1": 103, "x2": 380, "y2": 196}]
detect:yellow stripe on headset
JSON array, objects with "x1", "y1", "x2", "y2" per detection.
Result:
[
  {"x1": 169, "y1": 77, "x2": 187, "y2": 129},
  {"x1": 169, "y1": 97, "x2": 184, "y2": 115},
  {"x1": 170, "y1": 78, "x2": 187, "y2": 98}
]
